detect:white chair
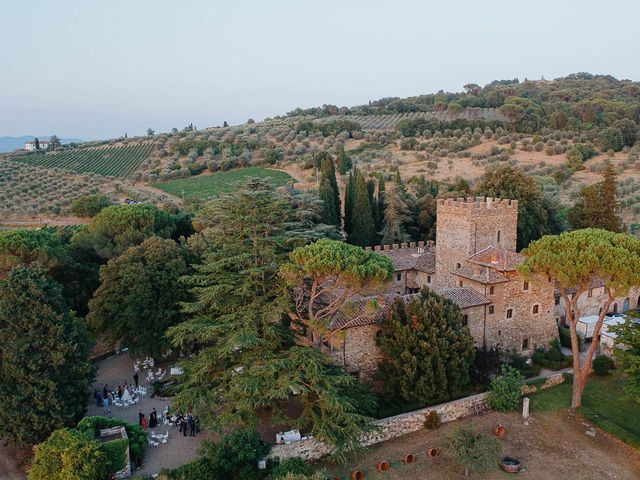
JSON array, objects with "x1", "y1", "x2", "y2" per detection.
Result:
[
  {"x1": 148, "y1": 439, "x2": 159, "y2": 448},
  {"x1": 160, "y1": 431, "x2": 168, "y2": 444}
]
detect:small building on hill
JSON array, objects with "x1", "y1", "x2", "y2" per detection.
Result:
[{"x1": 24, "y1": 139, "x2": 49, "y2": 151}]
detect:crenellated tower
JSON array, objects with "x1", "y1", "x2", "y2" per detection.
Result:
[{"x1": 435, "y1": 197, "x2": 518, "y2": 289}]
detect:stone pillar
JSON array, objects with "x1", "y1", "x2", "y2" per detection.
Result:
[{"x1": 522, "y1": 397, "x2": 530, "y2": 419}]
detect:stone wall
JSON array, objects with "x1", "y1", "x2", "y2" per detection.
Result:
[
  {"x1": 331, "y1": 324, "x2": 382, "y2": 380},
  {"x1": 521, "y1": 373, "x2": 566, "y2": 395},
  {"x1": 269, "y1": 393, "x2": 488, "y2": 461}
]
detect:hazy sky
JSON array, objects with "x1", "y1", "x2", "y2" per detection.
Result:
[{"x1": 2, "y1": 0, "x2": 639, "y2": 140}]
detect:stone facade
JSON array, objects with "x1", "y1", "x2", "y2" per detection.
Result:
[
  {"x1": 269, "y1": 393, "x2": 488, "y2": 461},
  {"x1": 330, "y1": 324, "x2": 382, "y2": 381}
]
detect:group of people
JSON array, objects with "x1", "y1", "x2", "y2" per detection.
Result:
[
  {"x1": 139, "y1": 408, "x2": 159, "y2": 429},
  {"x1": 178, "y1": 412, "x2": 198, "y2": 437},
  {"x1": 94, "y1": 376, "x2": 140, "y2": 415}
]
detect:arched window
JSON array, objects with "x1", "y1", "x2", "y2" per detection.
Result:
[
  {"x1": 532, "y1": 304, "x2": 539, "y2": 314},
  {"x1": 613, "y1": 303, "x2": 618, "y2": 313},
  {"x1": 456, "y1": 262, "x2": 462, "y2": 269},
  {"x1": 506, "y1": 308, "x2": 513, "y2": 319},
  {"x1": 523, "y1": 281, "x2": 529, "y2": 291},
  {"x1": 462, "y1": 314, "x2": 469, "y2": 326},
  {"x1": 497, "y1": 230, "x2": 501, "y2": 243},
  {"x1": 458, "y1": 280, "x2": 464, "y2": 287}
]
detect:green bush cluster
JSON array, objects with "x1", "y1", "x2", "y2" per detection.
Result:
[
  {"x1": 531, "y1": 346, "x2": 572, "y2": 370},
  {"x1": 592, "y1": 355, "x2": 615, "y2": 376},
  {"x1": 423, "y1": 410, "x2": 442, "y2": 431},
  {"x1": 486, "y1": 365, "x2": 524, "y2": 412},
  {"x1": 559, "y1": 326, "x2": 583, "y2": 351}
]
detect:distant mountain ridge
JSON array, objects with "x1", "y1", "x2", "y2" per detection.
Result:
[{"x1": 0, "y1": 136, "x2": 83, "y2": 153}]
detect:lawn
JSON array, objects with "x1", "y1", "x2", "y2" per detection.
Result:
[
  {"x1": 529, "y1": 374, "x2": 640, "y2": 447},
  {"x1": 154, "y1": 167, "x2": 294, "y2": 199}
]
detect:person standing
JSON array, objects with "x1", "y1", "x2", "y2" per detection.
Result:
[
  {"x1": 102, "y1": 395, "x2": 111, "y2": 415},
  {"x1": 180, "y1": 416, "x2": 187, "y2": 437},
  {"x1": 189, "y1": 416, "x2": 196, "y2": 437},
  {"x1": 133, "y1": 372, "x2": 139, "y2": 388},
  {"x1": 103, "y1": 384, "x2": 109, "y2": 399},
  {"x1": 138, "y1": 411, "x2": 143, "y2": 426},
  {"x1": 141, "y1": 414, "x2": 147, "y2": 429}
]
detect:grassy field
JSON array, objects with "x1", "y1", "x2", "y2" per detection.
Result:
[
  {"x1": 154, "y1": 167, "x2": 294, "y2": 199},
  {"x1": 10, "y1": 143, "x2": 154, "y2": 177},
  {"x1": 529, "y1": 374, "x2": 640, "y2": 448}
]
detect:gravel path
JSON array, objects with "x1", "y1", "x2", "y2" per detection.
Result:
[{"x1": 88, "y1": 353, "x2": 217, "y2": 477}]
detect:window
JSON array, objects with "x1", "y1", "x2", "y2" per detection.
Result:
[
  {"x1": 554, "y1": 295, "x2": 560, "y2": 305},
  {"x1": 523, "y1": 281, "x2": 529, "y2": 291},
  {"x1": 613, "y1": 303, "x2": 618, "y2": 313},
  {"x1": 456, "y1": 262, "x2": 462, "y2": 270},
  {"x1": 458, "y1": 280, "x2": 464, "y2": 287},
  {"x1": 489, "y1": 286, "x2": 495, "y2": 295},
  {"x1": 462, "y1": 314, "x2": 469, "y2": 326},
  {"x1": 488, "y1": 305, "x2": 495, "y2": 315},
  {"x1": 396, "y1": 273, "x2": 402, "y2": 281},
  {"x1": 506, "y1": 308, "x2": 513, "y2": 319},
  {"x1": 522, "y1": 338, "x2": 529, "y2": 350},
  {"x1": 498, "y1": 330, "x2": 501, "y2": 336},
  {"x1": 427, "y1": 275, "x2": 431, "y2": 284},
  {"x1": 532, "y1": 304, "x2": 539, "y2": 314},
  {"x1": 497, "y1": 230, "x2": 501, "y2": 243},
  {"x1": 588, "y1": 289, "x2": 593, "y2": 298}
]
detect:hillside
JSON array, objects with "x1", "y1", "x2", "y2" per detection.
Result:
[{"x1": 3, "y1": 73, "x2": 640, "y2": 229}]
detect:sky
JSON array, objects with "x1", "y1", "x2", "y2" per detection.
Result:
[{"x1": 2, "y1": 0, "x2": 639, "y2": 140}]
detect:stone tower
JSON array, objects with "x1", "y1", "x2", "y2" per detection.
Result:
[{"x1": 434, "y1": 197, "x2": 518, "y2": 289}]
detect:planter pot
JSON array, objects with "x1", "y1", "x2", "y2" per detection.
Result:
[
  {"x1": 351, "y1": 470, "x2": 364, "y2": 480},
  {"x1": 500, "y1": 456, "x2": 522, "y2": 473},
  {"x1": 427, "y1": 448, "x2": 439, "y2": 457},
  {"x1": 377, "y1": 460, "x2": 390, "y2": 472},
  {"x1": 494, "y1": 424, "x2": 506, "y2": 438},
  {"x1": 403, "y1": 453, "x2": 415, "y2": 464}
]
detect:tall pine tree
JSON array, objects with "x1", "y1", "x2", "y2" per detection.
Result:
[
  {"x1": 337, "y1": 145, "x2": 351, "y2": 175},
  {"x1": 348, "y1": 174, "x2": 375, "y2": 246},
  {"x1": 600, "y1": 160, "x2": 623, "y2": 232},
  {"x1": 0, "y1": 264, "x2": 94, "y2": 446},
  {"x1": 344, "y1": 168, "x2": 358, "y2": 235},
  {"x1": 377, "y1": 288, "x2": 474, "y2": 404},
  {"x1": 376, "y1": 176, "x2": 386, "y2": 233}
]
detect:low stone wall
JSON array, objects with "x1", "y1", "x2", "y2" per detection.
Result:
[
  {"x1": 521, "y1": 373, "x2": 566, "y2": 395},
  {"x1": 269, "y1": 392, "x2": 488, "y2": 461}
]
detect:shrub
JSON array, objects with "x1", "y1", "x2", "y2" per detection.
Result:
[
  {"x1": 592, "y1": 355, "x2": 615, "y2": 376},
  {"x1": 546, "y1": 347, "x2": 563, "y2": 362},
  {"x1": 270, "y1": 458, "x2": 312, "y2": 479},
  {"x1": 559, "y1": 325, "x2": 583, "y2": 351},
  {"x1": 70, "y1": 194, "x2": 111, "y2": 217},
  {"x1": 423, "y1": 410, "x2": 441, "y2": 431},
  {"x1": 448, "y1": 427, "x2": 499, "y2": 476},
  {"x1": 200, "y1": 428, "x2": 270, "y2": 480},
  {"x1": 486, "y1": 365, "x2": 524, "y2": 412},
  {"x1": 76, "y1": 416, "x2": 147, "y2": 467}
]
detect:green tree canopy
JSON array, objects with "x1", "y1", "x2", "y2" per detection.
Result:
[
  {"x1": 379, "y1": 186, "x2": 411, "y2": 245},
  {"x1": 167, "y1": 181, "x2": 370, "y2": 453},
  {"x1": 475, "y1": 165, "x2": 548, "y2": 250},
  {"x1": 73, "y1": 203, "x2": 178, "y2": 259},
  {"x1": 612, "y1": 320, "x2": 640, "y2": 401},
  {"x1": 280, "y1": 239, "x2": 393, "y2": 347},
  {"x1": 348, "y1": 173, "x2": 375, "y2": 246},
  {"x1": 0, "y1": 264, "x2": 94, "y2": 446},
  {"x1": 70, "y1": 194, "x2": 112, "y2": 218},
  {"x1": 88, "y1": 237, "x2": 191, "y2": 358},
  {"x1": 28, "y1": 428, "x2": 107, "y2": 480},
  {"x1": 518, "y1": 228, "x2": 640, "y2": 408},
  {"x1": 377, "y1": 288, "x2": 474, "y2": 404},
  {"x1": 0, "y1": 228, "x2": 69, "y2": 274}
]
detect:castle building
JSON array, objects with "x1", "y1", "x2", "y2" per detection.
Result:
[{"x1": 328, "y1": 196, "x2": 559, "y2": 380}]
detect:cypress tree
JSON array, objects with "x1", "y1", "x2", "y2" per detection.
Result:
[
  {"x1": 344, "y1": 168, "x2": 358, "y2": 235},
  {"x1": 348, "y1": 174, "x2": 375, "y2": 246},
  {"x1": 600, "y1": 160, "x2": 623, "y2": 232},
  {"x1": 379, "y1": 187, "x2": 411, "y2": 244},
  {"x1": 337, "y1": 145, "x2": 350, "y2": 175},
  {"x1": 376, "y1": 176, "x2": 386, "y2": 233},
  {"x1": 377, "y1": 288, "x2": 474, "y2": 404},
  {"x1": 318, "y1": 157, "x2": 340, "y2": 226}
]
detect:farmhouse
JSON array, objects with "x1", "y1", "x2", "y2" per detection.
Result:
[
  {"x1": 329, "y1": 197, "x2": 559, "y2": 380},
  {"x1": 24, "y1": 139, "x2": 49, "y2": 151}
]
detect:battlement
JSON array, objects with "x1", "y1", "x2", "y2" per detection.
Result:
[
  {"x1": 364, "y1": 240, "x2": 434, "y2": 253},
  {"x1": 437, "y1": 197, "x2": 518, "y2": 211}
]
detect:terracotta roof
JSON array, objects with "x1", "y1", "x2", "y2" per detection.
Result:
[
  {"x1": 383, "y1": 250, "x2": 417, "y2": 271},
  {"x1": 467, "y1": 246, "x2": 524, "y2": 272},
  {"x1": 441, "y1": 287, "x2": 491, "y2": 309},
  {"x1": 331, "y1": 288, "x2": 488, "y2": 330},
  {"x1": 455, "y1": 264, "x2": 509, "y2": 284},
  {"x1": 415, "y1": 252, "x2": 436, "y2": 273}
]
